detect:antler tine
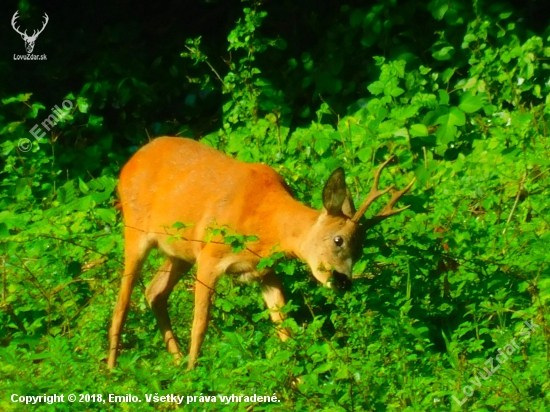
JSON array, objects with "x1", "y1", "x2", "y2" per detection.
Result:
[
  {"x1": 30, "y1": 13, "x2": 49, "y2": 39},
  {"x1": 376, "y1": 177, "x2": 416, "y2": 218},
  {"x1": 364, "y1": 177, "x2": 416, "y2": 227},
  {"x1": 39, "y1": 13, "x2": 49, "y2": 34},
  {"x1": 11, "y1": 11, "x2": 26, "y2": 36},
  {"x1": 351, "y1": 156, "x2": 395, "y2": 223}
]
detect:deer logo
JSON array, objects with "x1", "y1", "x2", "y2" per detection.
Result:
[{"x1": 11, "y1": 11, "x2": 49, "y2": 54}]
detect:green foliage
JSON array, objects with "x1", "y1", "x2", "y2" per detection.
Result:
[{"x1": 1, "y1": 1, "x2": 550, "y2": 410}]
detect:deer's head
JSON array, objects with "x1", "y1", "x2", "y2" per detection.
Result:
[
  {"x1": 301, "y1": 158, "x2": 415, "y2": 291},
  {"x1": 11, "y1": 11, "x2": 49, "y2": 54}
]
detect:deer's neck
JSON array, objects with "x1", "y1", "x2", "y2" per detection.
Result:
[{"x1": 262, "y1": 193, "x2": 320, "y2": 260}]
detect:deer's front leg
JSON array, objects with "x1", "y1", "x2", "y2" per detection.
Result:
[{"x1": 260, "y1": 271, "x2": 291, "y2": 341}]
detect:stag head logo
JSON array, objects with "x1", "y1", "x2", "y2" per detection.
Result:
[{"x1": 11, "y1": 11, "x2": 49, "y2": 54}]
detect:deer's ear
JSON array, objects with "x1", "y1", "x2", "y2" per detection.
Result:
[{"x1": 322, "y1": 168, "x2": 355, "y2": 218}]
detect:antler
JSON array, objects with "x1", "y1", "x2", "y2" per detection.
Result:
[
  {"x1": 11, "y1": 11, "x2": 26, "y2": 37},
  {"x1": 351, "y1": 156, "x2": 415, "y2": 225},
  {"x1": 31, "y1": 13, "x2": 49, "y2": 39},
  {"x1": 11, "y1": 12, "x2": 48, "y2": 40}
]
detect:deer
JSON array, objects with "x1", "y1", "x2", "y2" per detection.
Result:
[
  {"x1": 107, "y1": 137, "x2": 414, "y2": 369},
  {"x1": 11, "y1": 11, "x2": 49, "y2": 54}
]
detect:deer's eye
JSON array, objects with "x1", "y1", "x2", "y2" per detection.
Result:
[{"x1": 334, "y1": 236, "x2": 344, "y2": 247}]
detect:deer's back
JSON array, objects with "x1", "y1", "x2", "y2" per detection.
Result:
[{"x1": 118, "y1": 137, "x2": 293, "y2": 257}]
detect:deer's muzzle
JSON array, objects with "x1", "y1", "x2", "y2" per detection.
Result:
[{"x1": 328, "y1": 271, "x2": 352, "y2": 291}]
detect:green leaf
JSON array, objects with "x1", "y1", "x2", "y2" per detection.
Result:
[
  {"x1": 0, "y1": 222, "x2": 9, "y2": 238},
  {"x1": 414, "y1": 163, "x2": 430, "y2": 185},
  {"x1": 96, "y1": 208, "x2": 116, "y2": 224},
  {"x1": 449, "y1": 107, "x2": 466, "y2": 126},
  {"x1": 441, "y1": 68, "x2": 455, "y2": 84},
  {"x1": 367, "y1": 81, "x2": 385, "y2": 95},
  {"x1": 29, "y1": 103, "x2": 46, "y2": 119},
  {"x1": 459, "y1": 92, "x2": 483, "y2": 113},
  {"x1": 437, "y1": 89, "x2": 449, "y2": 105},
  {"x1": 78, "y1": 178, "x2": 89, "y2": 194},
  {"x1": 435, "y1": 114, "x2": 457, "y2": 144},
  {"x1": 299, "y1": 106, "x2": 310, "y2": 118},
  {"x1": 88, "y1": 115, "x2": 103, "y2": 128},
  {"x1": 428, "y1": 0, "x2": 448, "y2": 20},
  {"x1": 410, "y1": 124, "x2": 428, "y2": 137},
  {"x1": 392, "y1": 105, "x2": 419, "y2": 120},
  {"x1": 432, "y1": 46, "x2": 454, "y2": 61},
  {"x1": 314, "y1": 135, "x2": 330, "y2": 155},
  {"x1": 0, "y1": 141, "x2": 14, "y2": 155},
  {"x1": 2, "y1": 121, "x2": 24, "y2": 134},
  {"x1": 390, "y1": 87, "x2": 405, "y2": 97},
  {"x1": 77, "y1": 97, "x2": 89, "y2": 113},
  {"x1": 172, "y1": 221, "x2": 191, "y2": 230},
  {"x1": 2, "y1": 93, "x2": 32, "y2": 105},
  {"x1": 356, "y1": 147, "x2": 372, "y2": 162}
]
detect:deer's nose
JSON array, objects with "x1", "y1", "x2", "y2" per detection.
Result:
[{"x1": 329, "y1": 271, "x2": 352, "y2": 291}]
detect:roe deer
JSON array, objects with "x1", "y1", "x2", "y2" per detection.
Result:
[{"x1": 108, "y1": 137, "x2": 414, "y2": 369}]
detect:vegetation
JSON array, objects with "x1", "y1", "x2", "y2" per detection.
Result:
[{"x1": 1, "y1": 0, "x2": 549, "y2": 410}]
